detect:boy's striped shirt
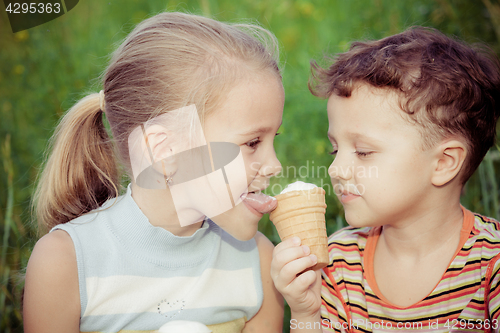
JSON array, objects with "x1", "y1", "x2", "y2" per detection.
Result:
[{"x1": 321, "y1": 207, "x2": 500, "y2": 332}]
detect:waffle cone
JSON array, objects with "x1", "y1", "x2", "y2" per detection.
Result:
[{"x1": 270, "y1": 187, "x2": 328, "y2": 270}]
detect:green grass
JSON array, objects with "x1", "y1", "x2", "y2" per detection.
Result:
[{"x1": 1, "y1": 0, "x2": 499, "y2": 332}]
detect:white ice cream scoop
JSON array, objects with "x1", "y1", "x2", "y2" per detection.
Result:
[
  {"x1": 158, "y1": 320, "x2": 211, "y2": 333},
  {"x1": 280, "y1": 181, "x2": 317, "y2": 194}
]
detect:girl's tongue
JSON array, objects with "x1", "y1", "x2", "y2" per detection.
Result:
[{"x1": 242, "y1": 192, "x2": 277, "y2": 214}]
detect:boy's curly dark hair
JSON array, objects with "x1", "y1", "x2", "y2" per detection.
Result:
[{"x1": 310, "y1": 26, "x2": 500, "y2": 184}]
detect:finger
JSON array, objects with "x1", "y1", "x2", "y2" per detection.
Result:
[
  {"x1": 272, "y1": 244, "x2": 311, "y2": 274},
  {"x1": 287, "y1": 268, "x2": 318, "y2": 295},
  {"x1": 277, "y1": 254, "x2": 317, "y2": 288},
  {"x1": 270, "y1": 245, "x2": 311, "y2": 283},
  {"x1": 310, "y1": 270, "x2": 322, "y2": 294},
  {"x1": 273, "y1": 236, "x2": 302, "y2": 257}
]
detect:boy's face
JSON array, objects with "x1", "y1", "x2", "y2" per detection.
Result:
[{"x1": 327, "y1": 84, "x2": 436, "y2": 228}]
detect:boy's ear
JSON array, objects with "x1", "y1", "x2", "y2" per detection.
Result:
[{"x1": 431, "y1": 139, "x2": 467, "y2": 187}]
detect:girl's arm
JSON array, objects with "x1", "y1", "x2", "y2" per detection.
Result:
[
  {"x1": 243, "y1": 232, "x2": 284, "y2": 333},
  {"x1": 23, "y1": 230, "x2": 80, "y2": 333}
]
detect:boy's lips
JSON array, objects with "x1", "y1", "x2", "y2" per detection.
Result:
[
  {"x1": 337, "y1": 184, "x2": 362, "y2": 203},
  {"x1": 340, "y1": 191, "x2": 361, "y2": 203}
]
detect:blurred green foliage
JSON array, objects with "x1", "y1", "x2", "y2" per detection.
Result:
[{"x1": 1, "y1": 0, "x2": 499, "y2": 332}]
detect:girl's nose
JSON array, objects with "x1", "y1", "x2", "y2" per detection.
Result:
[{"x1": 262, "y1": 150, "x2": 282, "y2": 178}]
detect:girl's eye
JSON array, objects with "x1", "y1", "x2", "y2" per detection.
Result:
[
  {"x1": 275, "y1": 132, "x2": 281, "y2": 136},
  {"x1": 356, "y1": 151, "x2": 373, "y2": 157},
  {"x1": 245, "y1": 138, "x2": 261, "y2": 149},
  {"x1": 329, "y1": 150, "x2": 338, "y2": 156}
]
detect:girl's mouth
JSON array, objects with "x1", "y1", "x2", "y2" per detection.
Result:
[{"x1": 241, "y1": 190, "x2": 277, "y2": 215}]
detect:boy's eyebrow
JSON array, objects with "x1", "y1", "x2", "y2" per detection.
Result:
[
  {"x1": 240, "y1": 121, "x2": 283, "y2": 136},
  {"x1": 328, "y1": 131, "x2": 383, "y2": 143}
]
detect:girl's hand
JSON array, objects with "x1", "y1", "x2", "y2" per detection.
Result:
[{"x1": 270, "y1": 237, "x2": 322, "y2": 319}]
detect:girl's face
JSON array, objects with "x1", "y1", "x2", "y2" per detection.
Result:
[{"x1": 203, "y1": 71, "x2": 284, "y2": 240}]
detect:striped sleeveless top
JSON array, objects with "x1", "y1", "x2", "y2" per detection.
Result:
[
  {"x1": 52, "y1": 185, "x2": 263, "y2": 333},
  {"x1": 321, "y1": 207, "x2": 500, "y2": 332}
]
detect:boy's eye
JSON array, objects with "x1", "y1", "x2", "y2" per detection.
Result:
[
  {"x1": 355, "y1": 151, "x2": 373, "y2": 157},
  {"x1": 275, "y1": 132, "x2": 281, "y2": 136},
  {"x1": 245, "y1": 138, "x2": 261, "y2": 149},
  {"x1": 329, "y1": 150, "x2": 338, "y2": 156}
]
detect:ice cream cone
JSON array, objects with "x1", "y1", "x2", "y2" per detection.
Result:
[{"x1": 270, "y1": 187, "x2": 328, "y2": 270}]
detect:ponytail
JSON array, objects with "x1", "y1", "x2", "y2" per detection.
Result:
[{"x1": 33, "y1": 93, "x2": 120, "y2": 235}]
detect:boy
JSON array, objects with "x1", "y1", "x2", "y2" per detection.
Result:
[{"x1": 271, "y1": 27, "x2": 500, "y2": 332}]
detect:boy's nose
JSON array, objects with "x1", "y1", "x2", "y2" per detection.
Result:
[{"x1": 329, "y1": 156, "x2": 353, "y2": 181}]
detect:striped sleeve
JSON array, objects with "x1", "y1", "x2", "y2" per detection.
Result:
[
  {"x1": 321, "y1": 266, "x2": 345, "y2": 333},
  {"x1": 320, "y1": 227, "x2": 371, "y2": 333},
  {"x1": 488, "y1": 254, "x2": 500, "y2": 321}
]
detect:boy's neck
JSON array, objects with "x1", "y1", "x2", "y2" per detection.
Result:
[
  {"x1": 378, "y1": 198, "x2": 464, "y2": 259},
  {"x1": 372, "y1": 193, "x2": 465, "y2": 307}
]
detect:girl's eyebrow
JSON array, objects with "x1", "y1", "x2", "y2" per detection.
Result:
[{"x1": 240, "y1": 121, "x2": 283, "y2": 136}]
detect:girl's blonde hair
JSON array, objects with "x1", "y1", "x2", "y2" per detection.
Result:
[{"x1": 33, "y1": 12, "x2": 281, "y2": 235}]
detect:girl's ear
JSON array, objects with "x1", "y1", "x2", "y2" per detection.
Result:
[
  {"x1": 142, "y1": 124, "x2": 175, "y2": 164},
  {"x1": 431, "y1": 139, "x2": 467, "y2": 186},
  {"x1": 141, "y1": 124, "x2": 178, "y2": 180}
]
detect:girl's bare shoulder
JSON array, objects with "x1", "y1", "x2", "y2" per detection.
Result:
[{"x1": 24, "y1": 230, "x2": 80, "y2": 333}]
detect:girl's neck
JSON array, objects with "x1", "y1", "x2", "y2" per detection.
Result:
[{"x1": 130, "y1": 182, "x2": 204, "y2": 237}]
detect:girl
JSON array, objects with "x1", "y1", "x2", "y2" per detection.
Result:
[{"x1": 23, "y1": 12, "x2": 284, "y2": 333}]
